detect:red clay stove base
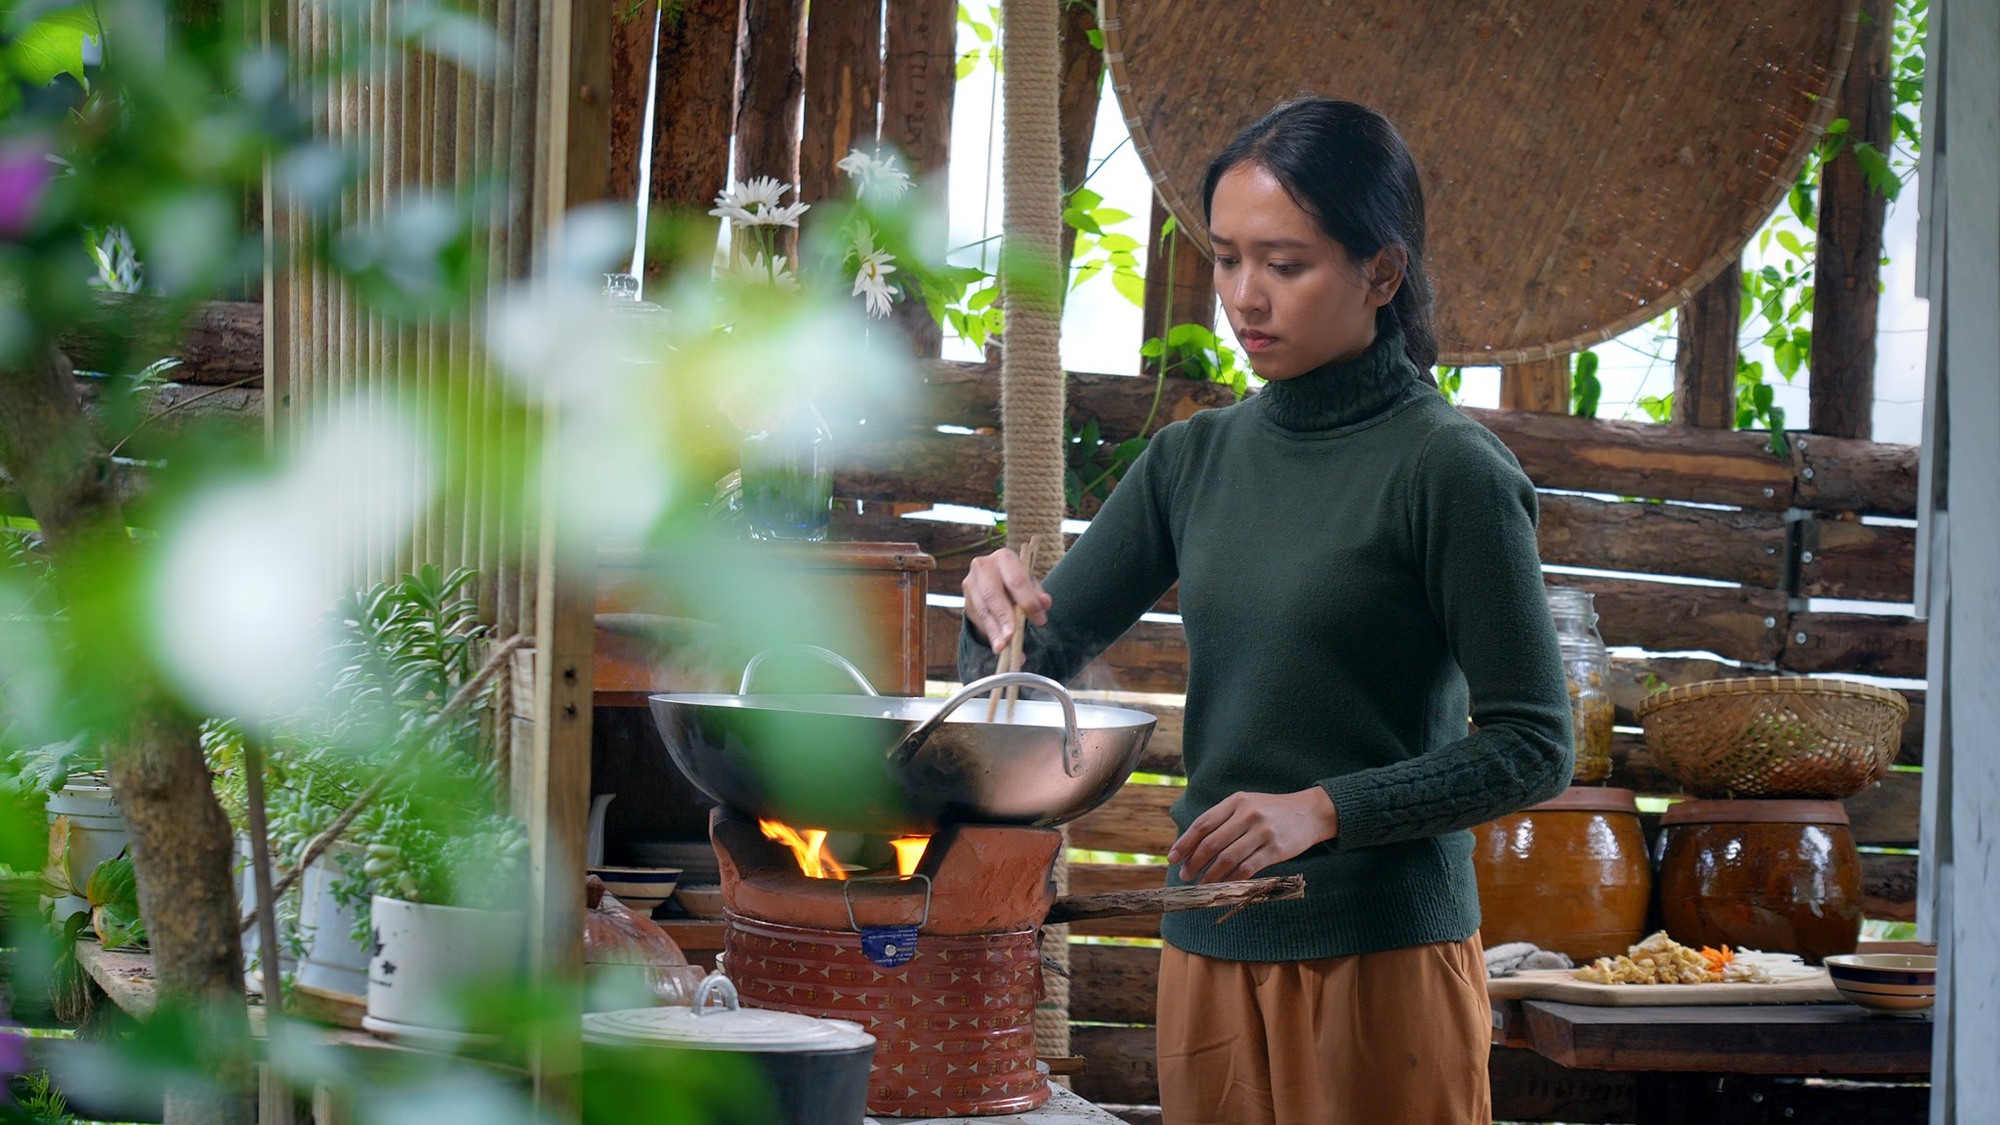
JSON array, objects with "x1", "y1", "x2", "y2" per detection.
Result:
[
  {"x1": 712, "y1": 813, "x2": 1064, "y2": 1118},
  {"x1": 725, "y1": 917, "x2": 1046, "y2": 1116}
]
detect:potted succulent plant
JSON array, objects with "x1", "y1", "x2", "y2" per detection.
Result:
[
  {"x1": 208, "y1": 565, "x2": 521, "y2": 1024},
  {"x1": 360, "y1": 804, "x2": 528, "y2": 1043}
]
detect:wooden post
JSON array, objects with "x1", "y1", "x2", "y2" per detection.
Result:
[
  {"x1": 880, "y1": 0, "x2": 955, "y2": 356},
  {"x1": 880, "y1": 0, "x2": 954, "y2": 175},
  {"x1": 1501, "y1": 356, "x2": 1571, "y2": 414},
  {"x1": 615, "y1": 0, "x2": 737, "y2": 211},
  {"x1": 1056, "y1": 1, "x2": 1104, "y2": 275},
  {"x1": 1674, "y1": 266, "x2": 1742, "y2": 428},
  {"x1": 735, "y1": 0, "x2": 807, "y2": 258},
  {"x1": 1139, "y1": 194, "x2": 1214, "y2": 365},
  {"x1": 1931, "y1": 0, "x2": 2000, "y2": 1113},
  {"x1": 1809, "y1": 0, "x2": 1893, "y2": 439},
  {"x1": 521, "y1": 0, "x2": 609, "y2": 1108},
  {"x1": 800, "y1": 0, "x2": 883, "y2": 205}
]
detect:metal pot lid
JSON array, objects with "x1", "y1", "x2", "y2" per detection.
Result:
[{"x1": 582, "y1": 976, "x2": 875, "y2": 1054}]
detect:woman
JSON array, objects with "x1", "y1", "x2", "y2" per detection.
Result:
[{"x1": 959, "y1": 98, "x2": 1573, "y2": 1124}]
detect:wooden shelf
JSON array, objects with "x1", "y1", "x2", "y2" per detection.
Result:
[
  {"x1": 655, "y1": 918, "x2": 726, "y2": 952},
  {"x1": 70, "y1": 940, "x2": 394, "y2": 1054}
]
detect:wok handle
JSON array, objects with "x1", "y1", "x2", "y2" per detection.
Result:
[
  {"x1": 894, "y1": 672, "x2": 1083, "y2": 778},
  {"x1": 737, "y1": 645, "x2": 881, "y2": 696}
]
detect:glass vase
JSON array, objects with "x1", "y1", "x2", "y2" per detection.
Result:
[{"x1": 738, "y1": 396, "x2": 833, "y2": 542}]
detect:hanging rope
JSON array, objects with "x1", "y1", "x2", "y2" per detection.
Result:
[{"x1": 999, "y1": 0, "x2": 1071, "y2": 1066}]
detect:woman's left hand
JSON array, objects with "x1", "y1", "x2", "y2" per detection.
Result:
[{"x1": 1167, "y1": 788, "x2": 1341, "y2": 884}]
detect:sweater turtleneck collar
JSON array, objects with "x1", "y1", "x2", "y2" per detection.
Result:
[{"x1": 1257, "y1": 328, "x2": 1423, "y2": 432}]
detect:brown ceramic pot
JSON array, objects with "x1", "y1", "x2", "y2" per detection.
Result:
[
  {"x1": 1473, "y1": 786, "x2": 1652, "y2": 962},
  {"x1": 1653, "y1": 798, "x2": 1863, "y2": 963}
]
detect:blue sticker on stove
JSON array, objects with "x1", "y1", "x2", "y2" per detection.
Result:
[{"x1": 860, "y1": 924, "x2": 920, "y2": 968}]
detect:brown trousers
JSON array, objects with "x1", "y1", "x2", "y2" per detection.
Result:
[{"x1": 1155, "y1": 936, "x2": 1492, "y2": 1125}]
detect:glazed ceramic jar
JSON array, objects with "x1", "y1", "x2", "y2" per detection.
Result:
[
  {"x1": 1473, "y1": 786, "x2": 1652, "y2": 962},
  {"x1": 1653, "y1": 798, "x2": 1863, "y2": 963}
]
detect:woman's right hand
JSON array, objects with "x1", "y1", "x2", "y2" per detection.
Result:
[{"x1": 963, "y1": 547, "x2": 1053, "y2": 653}]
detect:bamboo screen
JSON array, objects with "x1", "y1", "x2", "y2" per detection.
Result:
[{"x1": 264, "y1": 0, "x2": 551, "y2": 643}]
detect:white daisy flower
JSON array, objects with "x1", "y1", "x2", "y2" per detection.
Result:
[
  {"x1": 758, "y1": 199, "x2": 811, "y2": 228},
  {"x1": 708, "y1": 176, "x2": 809, "y2": 227},
  {"x1": 849, "y1": 222, "x2": 899, "y2": 318},
  {"x1": 836, "y1": 148, "x2": 913, "y2": 202},
  {"x1": 719, "y1": 252, "x2": 801, "y2": 291}
]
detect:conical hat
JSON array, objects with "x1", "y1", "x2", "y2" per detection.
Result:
[{"x1": 1101, "y1": 0, "x2": 1861, "y2": 365}]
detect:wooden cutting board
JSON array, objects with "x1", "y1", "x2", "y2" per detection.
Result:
[{"x1": 1487, "y1": 968, "x2": 1843, "y2": 1006}]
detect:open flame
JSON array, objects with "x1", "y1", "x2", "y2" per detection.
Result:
[
  {"x1": 760, "y1": 819, "x2": 848, "y2": 879},
  {"x1": 889, "y1": 836, "x2": 930, "y2": 877},
  {"x1": 757, "y1": 820, "x2": 933, "y2": 879}
]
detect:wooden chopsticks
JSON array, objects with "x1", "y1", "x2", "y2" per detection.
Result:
[{"x1": 983, "y1": 534, "x2": 1047, "y2": 722}]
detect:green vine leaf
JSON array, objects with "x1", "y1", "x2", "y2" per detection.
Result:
[{"x1": 6, "y1": 5, "x2": 100, "y2": 87}]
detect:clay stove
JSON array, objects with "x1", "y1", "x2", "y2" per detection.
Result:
[{"x1": 711, "y1": 809, "x2": 1064, "y2": 1118}]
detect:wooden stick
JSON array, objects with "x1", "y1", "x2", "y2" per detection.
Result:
[
  {"x1": 1042, "y1": 874, "x2": 1305, "y2": 925},
  {"x1": 983, "y1": 534, "x2": 1046, "y2": 721}
]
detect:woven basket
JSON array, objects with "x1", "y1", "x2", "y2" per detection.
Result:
[
  {"x1": 1635, "y1": 677, "x2": 1909, "y2": 799},
  {"x1": 1100, "y1": 0, "x2": 1861, "y2": 364}
]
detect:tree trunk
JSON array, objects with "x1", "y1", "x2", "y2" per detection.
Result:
[
  {"x1": 799, "y1": 0, "x2": 883, "y2": 206},
  {"x1": 1056, "y1": 1, "x2": 1104, "y2": 277},
  {"x1": 1673, "y1": 267, "x2": 1741, "y2": 429},
  {"x1": 1808, "y1": 0, "x2": 1892, "y2": 440},
  {"x1": 0, "y1": 344, "x2": 252, "y2": 1125},
  {"x1": 1500, "y1": 355, "x2": 1571, "y2": 413}
]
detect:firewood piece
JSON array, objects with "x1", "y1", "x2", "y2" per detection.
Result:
[
  {"x1": 57, "y1": 296, "x2": 262, "y2": 386},
  {"x1": 1044, "y1": 874, "x2": 1304, "y2": 924},
  {"x1": 1039, "y1": 1055, "x2": 1087, "y2": 1077}
]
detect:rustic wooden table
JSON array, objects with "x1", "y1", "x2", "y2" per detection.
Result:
[
  {"x1": 1493, "y1": 997, "x2": 1933, "y2": 1123},
  {"x1": 1505, "y1": 998, "x2": 1933, "y2": 1075}
]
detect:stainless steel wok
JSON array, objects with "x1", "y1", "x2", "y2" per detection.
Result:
[{"x1": 647, "y1": 647, "x2": 1156, "y2": 835}]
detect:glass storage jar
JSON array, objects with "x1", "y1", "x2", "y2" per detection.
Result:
[
  {"x1": 738, "y1": 395, "x2": 834, "y2": 542},
  {"x1": 1548, "y1": 586, "x2": 1614, "y2": 783}
]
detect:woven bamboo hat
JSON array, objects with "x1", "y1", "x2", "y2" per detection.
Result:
[{"x1": 1101, "y1": 0, "x2": 1862, "y2": 365}]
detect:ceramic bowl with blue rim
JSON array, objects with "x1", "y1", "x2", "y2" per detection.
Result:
[
  {"x1": 1824, "y1": 953, "x2": 1936, "y2": 1013},
  {"x1": 589, "y1": 866, "x2": 682, "y2": 914}
]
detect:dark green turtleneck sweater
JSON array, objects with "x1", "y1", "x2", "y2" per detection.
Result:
[{"x1": 961, "y1": 331, "x2": 1573, "y2": 961}]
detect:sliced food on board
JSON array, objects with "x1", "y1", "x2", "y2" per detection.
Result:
[{"x1": 1575, "y1": 930, "x2": 1812, "y2": 985}]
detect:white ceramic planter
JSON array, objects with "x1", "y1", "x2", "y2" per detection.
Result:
[
  {"x1": 294, "y1": 846, "x2": 370, "y2": 1002},
  {"x1": 233, "y1": 835, "x2": 299, "y2": 992},
  {"x1": 45, "y1": 777, "x2": 129, "y2": 923},
  {"x1": 364, "y1": 896, "x2": 525, "y2": 1041}
]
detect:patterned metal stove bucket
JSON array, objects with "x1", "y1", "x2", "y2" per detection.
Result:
[{"x1": 723, "y1": 911, "x2": 1049, "y2": 1117}]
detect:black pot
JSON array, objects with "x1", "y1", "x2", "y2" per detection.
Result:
[{"x1": 582, "y1": 976, "x2": 875, "y2": 1125}]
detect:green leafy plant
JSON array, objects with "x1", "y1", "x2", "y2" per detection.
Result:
[
  {"x1": 83, "y1": 853, "x2": 144, "y2": 950},
  {"x1": 955, "y1": 2, "x2": 1002, "y2": 78},
  {"x1": 1569, "y1": 350, "x2": 1602, "y2": 418},
  {"x1": 1061, "y1": 415, "x2": 1146, "y2": 515},
  {"x1": 1434, "y1": 366, "x2": 1463, "y2": 405},
  {"x1": 4, "y1": 1068, "x2": 79, "y2": 1125},
  {"x1": 1066, "y1": 186, "x2": 1144, "y2": 307},
  {"x1": 209, "y1": 567, "x2": 521, "y2": 948},
  {"x1": 1141, "y1": 322, "x2": 1247, "y2": 398},
  {"x1": 927, "y1": 264, "x2": 1005, "y2": 352},
  {"x1": 1, "y1": 738, "x2": 96, "y2": 799}
]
